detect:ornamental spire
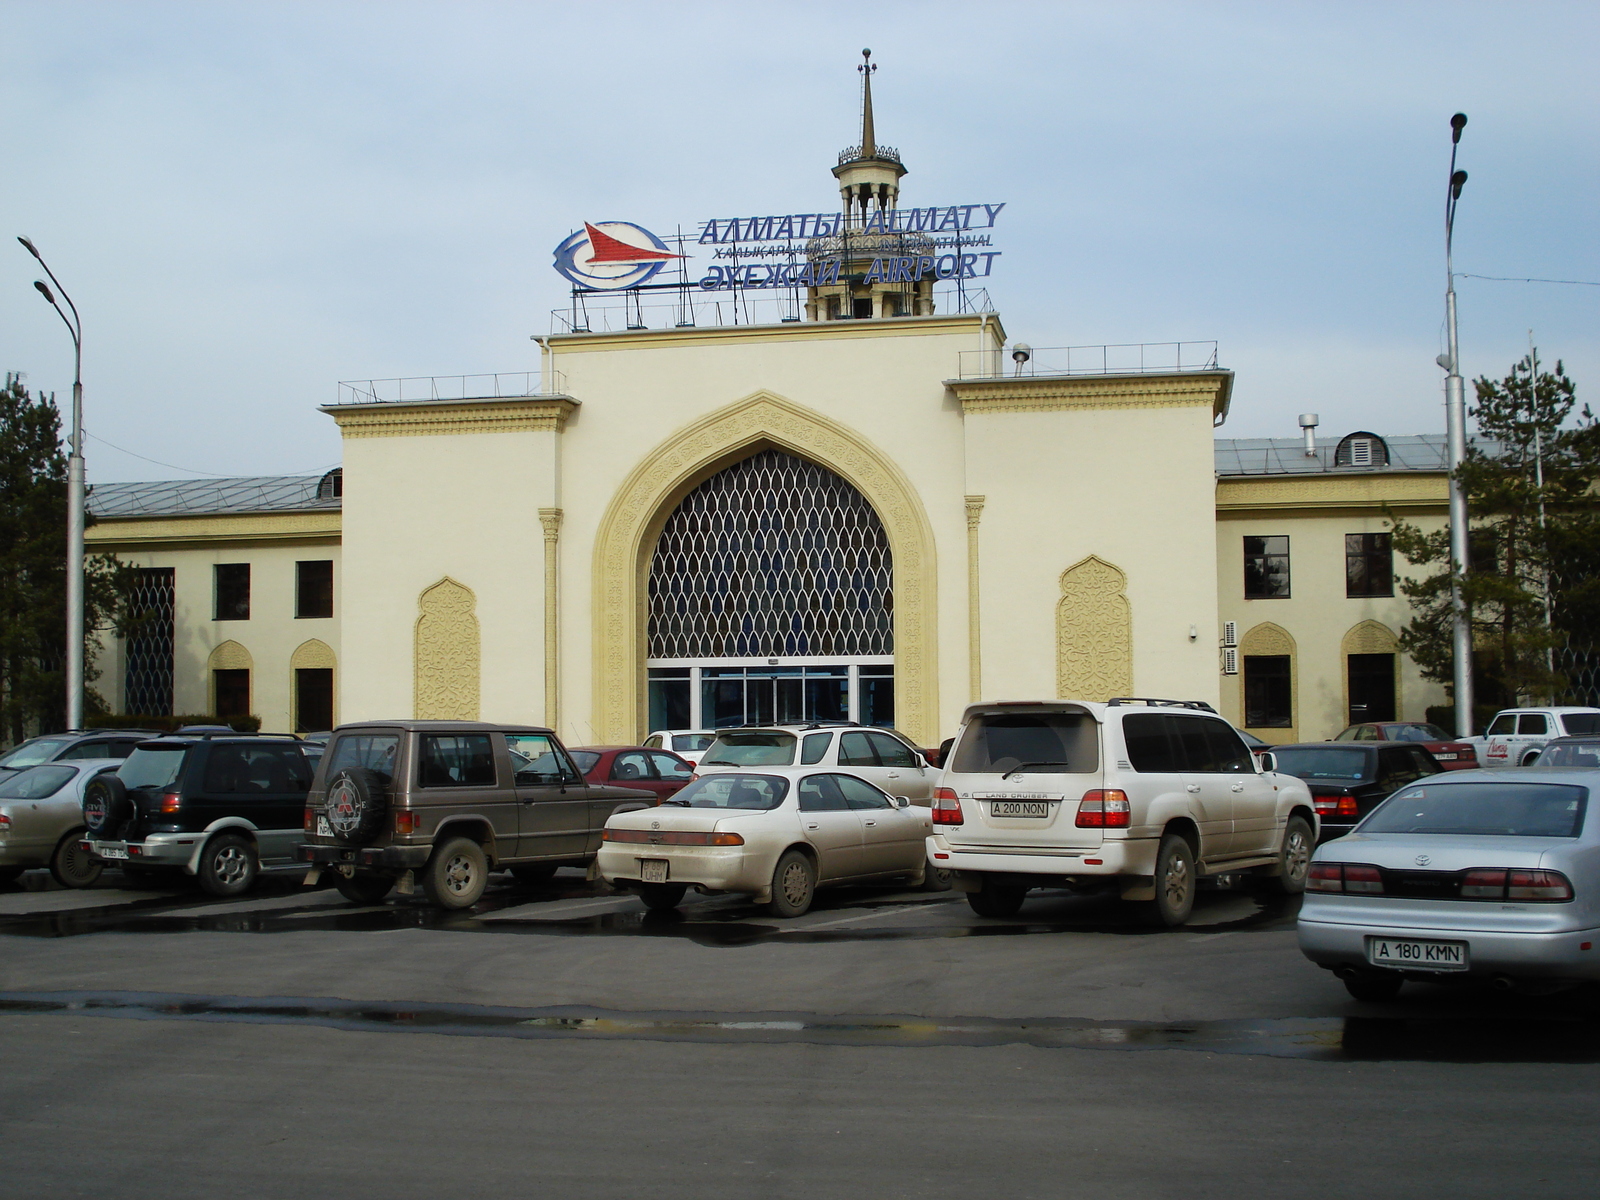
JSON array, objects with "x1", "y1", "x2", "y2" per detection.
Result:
[{"x1": 859, "y1": 48, "x2": 877, "y2": 159}]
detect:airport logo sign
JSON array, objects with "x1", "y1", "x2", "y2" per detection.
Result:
[{"x1": 553, "y1": 221, "x2": 684, "y2": 291}]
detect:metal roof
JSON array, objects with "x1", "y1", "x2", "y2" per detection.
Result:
[
  {"x1": 1214, "y1": 434, "x2": 1475, "y2": 477},
  {"x1": 88, "y1": 474, "x2": 339, "y2": 519}
]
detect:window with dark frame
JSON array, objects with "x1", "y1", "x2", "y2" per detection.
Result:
[
  {"x1": 1243, "y1": 655, "x2": 1293, "y2": 728},
  {"x1": 214, "y1": 668, "x2": 250, "y2": 719},
  {"x1": 214, "y1": 563, "x2": 251, "y2": 620},
  {"x1": 296, "y1": 560, "x2": 334, "y2": 619},
  {"x1": 1243, "y1": 536, "x2": 1290, "y2": 599},
  {"x1": 1345, "y1": 533, "x2": 1394, "y2": 598},
  {"x1": 295, "y1": 668, "x2": 334, "y2": 732}
]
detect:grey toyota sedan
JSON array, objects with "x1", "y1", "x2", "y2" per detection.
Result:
[{"x1": 1298, "y1": 768, "x2": 1600, "y2": 1001}]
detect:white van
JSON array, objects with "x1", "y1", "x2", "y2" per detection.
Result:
[{"x1": 926, "y1": 698, "x2": 1317, "y2": 925}]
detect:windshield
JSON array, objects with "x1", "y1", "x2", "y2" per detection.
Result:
[
  {"x1": 1386, "y1": 724, "x2": 1449, "y2": 743},
  {"x1": 672, "y1": 734, "x2": 714, "y2": 752},
  {"x1": 119, "y1": 746, "x2": 188, "y2": 790},
  {"x1": 0, "y1": 764, "x2": 79, "y2": 799},
  {"x1": 1561, "y1": 714, "x2": 1600, "y2": 735},
  {"x1": 1270, "y1": 746, "x2": 1369, "y2": 780},
  {"x1": 701, "y1": 733, "x2": 796, "y2": 767},
  {"x1": 669, "y1": 774, "x2": 789, "y2": 810},
  {"x1": 950, "y1": 711, "x2": 1100, "y2": 774},
  {"x1": 0, "y1": 737, "x2": 73, "y2": 771},
  {"x1": 1364, "y1": 781, "x2": 1587, "y2": 838},
  {"x1": 1536, "y1": 741, "x2": 1600, "y2": 769}
]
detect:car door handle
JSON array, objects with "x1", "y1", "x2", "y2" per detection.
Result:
[
  {"x1": 886, "y1": 772, "x2": 900, "y2": 779},
  {"x1": 1186, "y1": 785, "x2": 1201, "y2": 793},
  {"x1": 806, "y1": 822, "x2": 819, "y2": 830},
  {"x1": 1230, "y1": 784, "x2": 1244, "y2": 793},
  {"x1": 864, "y1": 820, "x2": 878, "y2": 827}
]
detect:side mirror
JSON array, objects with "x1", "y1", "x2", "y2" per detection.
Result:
[
  {"x1": 895, "y1": 796, "x2": 910, "y2": 808},
  {"x1": 1258, "y1": 752, "x2": 1277, "y2": 773}
]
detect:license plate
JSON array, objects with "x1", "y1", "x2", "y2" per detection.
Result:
[
  {"x1": 316, "y1": 816, "x2": 332, "y2": 837},
  {"x1": 1366, "y1": 937, "x2": 1468, "y2": 971},
  {"x1": 98, "y1": 846, "x2": 129, "y2": 860},
  {"x1": 990, "y1": 801, "x2": 1050, "y2": 818},
  {"x1": 640, "y1": 859, "x2": 669, "y2": 883}
]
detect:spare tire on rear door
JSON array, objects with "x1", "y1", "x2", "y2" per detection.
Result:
[
  {"x1": 322, "y1": 768, "x2": 389, "y2": 846},
  {"x1": 82, "y1": 774, "x2": 133, "y2": 839}
]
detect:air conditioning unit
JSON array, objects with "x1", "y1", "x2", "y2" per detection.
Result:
[
  {"x1": 1222, "y1": 621, "x2": 1238, "y2": 648},
  {"x1": 1222, "y1": 647, "x2": 1239, "y2": 676}
]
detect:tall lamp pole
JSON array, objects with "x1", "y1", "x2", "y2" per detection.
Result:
[
  {"x1": 18, "y1": 237, "x2": 86, "y2": 731},
  {"x1": 1439, "y1": 114, "x2": 1473, "y2": 737}
]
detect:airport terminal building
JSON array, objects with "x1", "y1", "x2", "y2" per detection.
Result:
[{"x1": 86, "y1": 66, "x2": 1450, "y2": 747}]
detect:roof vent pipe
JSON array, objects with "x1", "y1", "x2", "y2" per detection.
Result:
[{"x1": 1298, "y1": 412, "x2": 1319, "y2": 457}]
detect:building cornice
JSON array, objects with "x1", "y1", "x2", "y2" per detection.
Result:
[
  {"x1": 947, "y1": 370, "x2": 1233, "y2": 420},
  {"x1": 86, "y1": 510, "x2": 342, "y2": 547},
  {"x1": 320, "y1": 396, "x2": 580, "y2": 438},
  {"x1": 547, "y1": 313, "x2": 1004, "y2": 353},
  {"x1": 1215, "y1": 471, "x2": 1448, "y2": 515}
]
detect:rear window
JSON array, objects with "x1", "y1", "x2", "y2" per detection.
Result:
[
  {"x1": 702, "y1": 733, "x2": 796, "y2": 767},
  {"x1": 1386, "y1": 724, "x2": 1449, "y2": 743},
  {"x1": 0, "y1": 765, "x2": 79, "y2": 799},
  {"x1": 1269, "y1": 746, "x2": 1370, "y2": 781},
  {"x1": 569, "y1": 751, "x2": 601, "y2": 773},
  {"x1": 324, "y1": 734, "x2": 400, "y2": 788},
  {"x1": 1561, "y1": 714, "x2": 1600, "y2": 735},
  {"x1": 0, "y1": 737, "x2": 72, "y2": 771},
  {"x1": 671, "y1": 773, "x2": 789, "y2": 810},
  {"x1": 672, "y1": 734, "x2": 714, "y2": 752},
  {"x1": 1364, "y1": 781, "x2": 1587, "y2": 838},
  {"x1": 950, "y1": 712, "x2": 1099, "y2": 774},
  {"x1": 119, "y1": 746, "x2": 188, "y2": 790},
  {"x1": 1536, "y1": 742, "x2": 1600, "y2": 768}
]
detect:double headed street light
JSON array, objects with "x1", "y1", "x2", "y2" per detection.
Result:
[
  {"x1": 1438, "y1": 114, "x2": 1473, "y2": 737},
  {"x1": 18, "y1": 236, "x2": 86, "y2": 732}
]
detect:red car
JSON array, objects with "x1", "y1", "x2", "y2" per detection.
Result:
[
  {"x1": 568, "y1": 746, "x2": 695, "y2": 803},
  {"x1": 1331, "y1": 722, "x2": 1478, "y2": 770}
]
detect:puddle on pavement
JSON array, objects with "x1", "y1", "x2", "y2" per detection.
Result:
[
  {"x1": 0, "y1": 883, "x2": 1297, "y2": 944},
  {"x1": 0, "y1": 989, "x2": 1593, "y2": 1063}
]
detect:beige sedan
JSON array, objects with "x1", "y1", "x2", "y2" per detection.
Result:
[{"x1": 597, "y1": 766, "x2": 946, "y2": 917}]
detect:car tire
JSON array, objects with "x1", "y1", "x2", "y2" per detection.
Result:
[
  {"x1": 322, "y1": 767, "x2": 389, "y2": 847},
  {"x1": 769, "y1": 849, "x2": 816, "y2": 918},
  {"x1": 333, "y1": 871, "x2": 394, "y2": 905},
  {"x1": 1144, "y1": 834, "x2": 1196, "y2": 927},
  {"x1": 920, "y1": 856, "x2": 953, "y2": 892},
  {"x1": 509, "y1": 863, "x2": 559, "y2": 886},
  {"x1": 49, "y1": 831, "x2": 103, "y2": 889},
  {"x1": 966, "y1": 882, "x2": 1027, "y2": 918},
  {"x1": 1273, "y1": 816, "x2": 1314, "y2": 895},
  {"x1": 1342, "y1": 969, "x2": 1404, "y2": 1002},
  {"x1": 638, "y1": 882, "x2": 687, "y2": 911},
  {"x1": 422, "y1": 836, "x2": 489, "y2": 909},
  {"x1": 82, "y1": 773, "x2": 132, "y2": 839},
  {"x1": 197, "y1": 833, "x2": 258, "y2": 898},
  {"x1": 0, "y1": 866, "x2": 24, "y2": 889}
]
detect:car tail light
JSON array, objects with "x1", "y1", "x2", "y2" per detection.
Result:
[
  {"x1": 1509, "y1": 869, "x2": 1573, "y2": 901},
  {"x1": 303, "y1": 805, "x2": 316, "y2": 834},
  {"x1": 1306, "y1": 862, "x2": 1384, "y2": 894},
  {"x1": 394, "y1": 811, "x2": 420, "y2": 835},
  {"x1": 602, "y1": 829, "x2": 743, "y2": 846},
  {"x1": 0, "y1": 813, "x2": 10, "y2": 831},
  {"x1": 1076, "y1": 790, "x2": 1130, "y2": 828},
  {"x1": 708, "y1": 832, "x2": 744, "y2": 847},
  {"x1": 1461, "y1": 868, "x2": 1507, "y2": 898},
  {"x1": 159, "y1": 790, "x2": 182, "y2": 814},
  {"x1": 1312, "y1": 793, "x2": 1357, "y2": 817},
  {"x1": 931, "y1": 787, "x2": 963, "y2": 826}
]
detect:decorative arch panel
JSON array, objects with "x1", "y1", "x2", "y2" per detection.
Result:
[
  {"x1": 1055, "y1": 556, "x2": 1133, "y2": 702},
  {"x1": 414, "y1": 578, "x2": 480, "y2": 720}
]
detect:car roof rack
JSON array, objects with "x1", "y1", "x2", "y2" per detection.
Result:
[
  {"x1": 1105, "y1": 697, "x2": 1218, "y2": 713},
  {"x1": 144, "y1": 730, "x2": 304, "y2": 741}
]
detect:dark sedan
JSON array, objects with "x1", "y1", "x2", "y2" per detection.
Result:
[
  {"x1": 1332, "y1": 721, "x2": 1478, "y2": 770},
  {"x1": 1266, "y1": 741, "x2": 1443, "y2": 840},
  {"x1": 568, "y1": 746, "x2": 695, "y2": 804}
]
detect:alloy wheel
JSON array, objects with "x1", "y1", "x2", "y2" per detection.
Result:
[
  {"x1": 1163, "y1": 850, "x2": 1191, "y2": 910},
  {"x1": 213, "y1": 845, "x2": 249, "y2": 885},
  {"x1": 1283, "y1": 828, "x2": 1311, "y2": 884}
]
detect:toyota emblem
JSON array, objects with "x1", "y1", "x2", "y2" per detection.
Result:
[
  {"x1": 651, "y1": 821, "x2": 660, "y2": 830},
  {"x1": 1414, "y1": 854, "x2": 1431, "y2": 867}
]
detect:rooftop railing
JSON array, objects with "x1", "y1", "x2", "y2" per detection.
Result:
[
  {"x1": 957, "y1": 341, "x2": 1221, "y2": 380},
  {"x1": 335, "y1": 370, "x2": 566, "y2": 406}
]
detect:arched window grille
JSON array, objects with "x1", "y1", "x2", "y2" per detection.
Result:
[
  {"x1": 1334, "y1": 432, "x2": 1390, "y2": 468},
  {"x1": 648, "y1": 449, "x2": 893, "y2": 659}
]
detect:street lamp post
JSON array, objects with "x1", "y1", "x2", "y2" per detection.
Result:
[
  {"x1": 18, "y1": 237, "x2": 86, "y2": 732},
  {"x1": 1440, "y1": 114, "x2": 1473, "y2": 737}
]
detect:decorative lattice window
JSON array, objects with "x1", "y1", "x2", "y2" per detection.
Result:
[
  {"x1": 124, "y1": 568, "x2": 175, "y2": 715},
  {"x1": 649, "y1": 450, "x2": 893, "y2": 659}
]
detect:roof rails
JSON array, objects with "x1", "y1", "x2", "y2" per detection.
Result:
[
  {"x1": 1105, "y1": 697, "x2": 1218, "y2": 713},
  {"x1": 147, "y1": 730, "x2": 305, "y2": 741}
]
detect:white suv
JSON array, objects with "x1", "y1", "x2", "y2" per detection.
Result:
[
  {"x1": 926, "y1": 698, "x2": 1316, "y2": 926},
  {"x1": 697, "y1": 724, "x2": 937, "y2": 805}
]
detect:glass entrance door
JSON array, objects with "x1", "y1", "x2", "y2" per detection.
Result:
[{"x1": 648, "y1": 661, "x2": 894, "y2": 731}]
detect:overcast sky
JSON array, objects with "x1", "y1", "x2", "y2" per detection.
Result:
[{"x1": 2, "y1": 0, "x2": 1596, "y2": 484}]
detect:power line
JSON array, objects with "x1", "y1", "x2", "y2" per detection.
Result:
[{"x1": 1458, "y1": 273, "x2": 1600, "y2": 287}]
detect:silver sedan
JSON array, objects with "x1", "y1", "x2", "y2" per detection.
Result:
[
  {"x1": 597, "y1": 766, "x2": 945, "y2": 917},
  {"x1": 0, "y1": 759, "x2": 123, "y2": 889},
  {"x1": 1298, "y1": 768, "x2": 1600, "y2": 1001}
]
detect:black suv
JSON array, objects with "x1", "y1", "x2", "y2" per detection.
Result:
[
  {"x1": 0, "y1": 728, "x2": 164, "y2": 782},
  {"x1": 83, "y1": 734, "x2": 315, "y2": 895}
]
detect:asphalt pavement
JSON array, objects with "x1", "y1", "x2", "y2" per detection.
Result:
[{"x1": 1, "y1": 867, "x2": 1597, "y2": 1199}]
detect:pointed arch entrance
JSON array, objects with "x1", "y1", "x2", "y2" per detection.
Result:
[{"x1": 591, "y1": 391, "x2": 937, "y2": 743}]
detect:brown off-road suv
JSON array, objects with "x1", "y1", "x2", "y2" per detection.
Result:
[{"x1": 297, "y1": 720, "x2": 654, "y2": 908}]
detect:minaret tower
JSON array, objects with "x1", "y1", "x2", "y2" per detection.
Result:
[{"x1": 805, "y1": 50, "x2": 936, "y2": 321}]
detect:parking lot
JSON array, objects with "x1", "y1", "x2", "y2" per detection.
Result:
[{"x1": 2, "y1": 866, "x2": 1599, "y2": 1199}]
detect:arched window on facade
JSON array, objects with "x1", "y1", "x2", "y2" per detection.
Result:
[{"x1": 1334, "y1": 432, "x2": 1390, "y2": 468}]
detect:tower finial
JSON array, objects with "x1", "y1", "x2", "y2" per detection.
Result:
[{"x1": 858, "y1": 48, "x2": 876, "y2": 159}]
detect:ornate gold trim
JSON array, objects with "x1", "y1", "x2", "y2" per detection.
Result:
[
  {"x1": 950, "y1": 371, "x2": 1232, "y2": 419},
  {"x1": 1216, "y1": 473, "x2": 1447, "y2": 514},
  {"x1": 591, "y1": 391, "x2": 939, "y2": 744},
  {"x1": 539, "y1": 507, "x2": 563, "y2": 730},
  {"x1": 86, "y1": 511, "x2": 340, "y2": 546},
  {"x1": 414, "y1": 578, "x2": 480, "y2": 720},
  {"x1": 324, "y1": 398, "x2": 579, "y2": 439},
  {"x1": 1239, "y1": 621, "x2": 1297, "y2": 742},
  {"x1": 964, "y1": 495, "x2": 984, "y2": 701},
  {"x1": 1056, "y1": 556, "x2": 1133, "y2": 702}
]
